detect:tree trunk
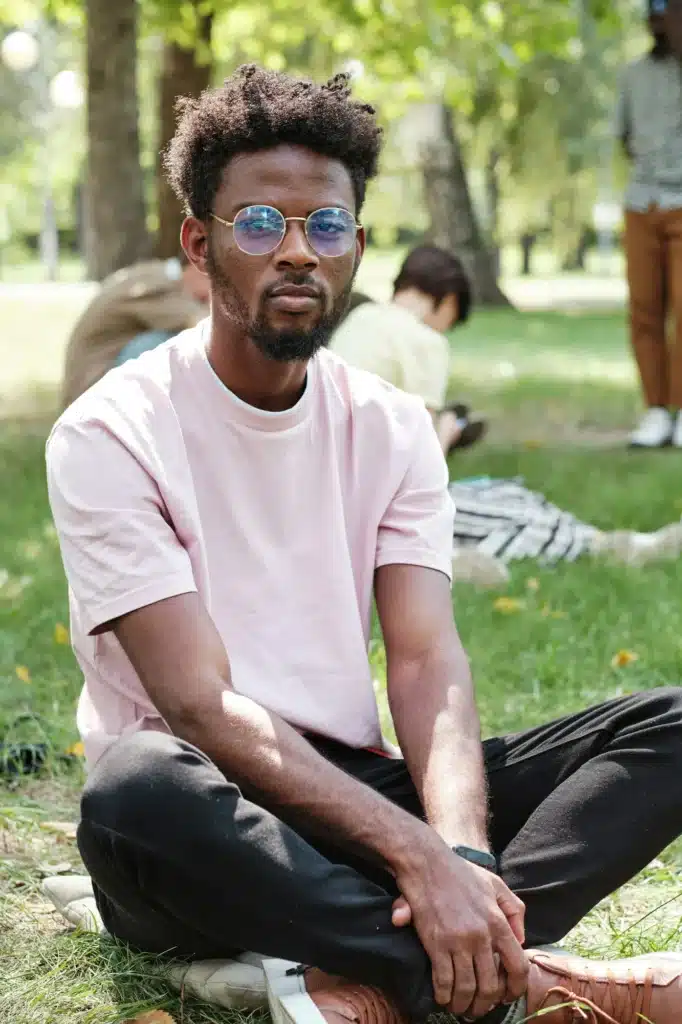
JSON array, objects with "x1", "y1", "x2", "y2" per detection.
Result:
[
  {"x1": 84, "y1": 0, "x2": 149, "y2": 280},
  {"x1": 485, "y1": 145, "x2": 502, "y2": 278},
  {"x1": 421, "y1": 103, "x2": 510, "y2": 307},
  {"x1": 155, "y1": 14, "x2": 213, "y2": 259},
  {"x1": 520, "y1": 232, "x2": 537, "y2": 277}
]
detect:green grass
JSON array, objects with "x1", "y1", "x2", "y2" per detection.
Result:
[{"x1": 1, "y1": 299, "x2": 681, "y2": 1022}]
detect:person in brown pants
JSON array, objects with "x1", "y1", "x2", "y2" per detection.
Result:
[{"x1": 617, "y1": 0, "x2": 682, "y2": 448}]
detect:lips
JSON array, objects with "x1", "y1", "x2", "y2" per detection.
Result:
[{"x1": 268, "y1": 285, "x2": 322, "y2": 314}]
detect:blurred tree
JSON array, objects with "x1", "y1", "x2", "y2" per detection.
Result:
[
  {"x1": 145, "y1": 0, "x2": 214, "y2": 257},
  {"x1": 1, "y1": 0, "x2": 645, "y2": 282},
  {"x1": 421, "y1": 101, "x2": 509, "y2": 304},
  {"x1": 85, "y1": 0, "x2": 149, "y2": 278}
]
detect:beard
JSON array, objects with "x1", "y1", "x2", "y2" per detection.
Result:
[{"x1": 207, "y1": 242, "x2": 357, "y2": 363}]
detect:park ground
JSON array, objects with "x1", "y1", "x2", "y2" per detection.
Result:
[{"x1": 1, "y1": 256, "x2": 681, "y2": 1022}]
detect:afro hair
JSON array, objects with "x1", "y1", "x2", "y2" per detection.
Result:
[{"x1": 164, "y1": 64, "x2": 383, "y2": 222}]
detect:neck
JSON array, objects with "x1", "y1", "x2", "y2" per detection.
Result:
[
  {"x1": 206, "y1": 318, "x2": 308, "y2": 412},
  {"x1": 392, "y1": 289, "x2": 433, "y2": 322}
]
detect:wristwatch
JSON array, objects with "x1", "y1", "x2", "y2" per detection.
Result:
[{"x1": 453, "y1": 845, "x2": 498, "y2": 874}]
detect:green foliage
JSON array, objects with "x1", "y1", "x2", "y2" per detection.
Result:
[{"x1": 0, "y1": 0, "x2": 648, "y2": 256}]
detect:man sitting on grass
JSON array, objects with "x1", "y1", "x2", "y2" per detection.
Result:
[
  {"x1": 46, "y1": 64, "x2": 682, "y2": 1024},
  {"x1": 59, "y1": 252, "x2": 210, "y2": 410},
  {"x1": 331, "y1": 245, "x2": 486, "y2": 456}
]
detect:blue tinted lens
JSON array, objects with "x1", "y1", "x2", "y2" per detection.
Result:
[
  {"x1": 306, "y1": 208, "x2": 356, "y2": 256},
  {"x1": 233, "y1": 205, "x2": 285, "y2": 254}
]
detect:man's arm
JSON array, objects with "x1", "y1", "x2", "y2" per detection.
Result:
[
  {"x1": 375, "y1": 562, "x2": 487, "y2": 850},
  {"x1": 373, "y1": 562, "x2": 527, "y2": 1017},
  {"x1": 111, "y1": 590, "x2": 434, "y2": 871},
  {"x1": 117, "y1": 586, "x2": 526, "y2": 1017}
]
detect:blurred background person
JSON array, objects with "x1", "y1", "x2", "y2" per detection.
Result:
[
  {"x1": 618, "y1": 0, "x2": 682, "y2": 448},
  {"x1": 332, "y1": 245, "x2": 486, "y2": 456},
  {"x1": 59, "y1": 253, "x2": 209, "y2": 410}
]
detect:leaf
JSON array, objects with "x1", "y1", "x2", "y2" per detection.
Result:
[
  {"x1": 41, "y1": 821, "x2": 78, "y2": 840},
  {"x1": 15, "y1": 664, "x2": 31, "y2": 683},
  {"x1": 126, "y1": 1011, "x2": 178, "y2": 1024},
  {"x1": 66, "y1": 741, "x2": 85, "y2": 758},
  {"x1": 611, "y1": 649, "x2": 639, "y2": 669},
  {"x1": 526, "y1": 577, "x2": 540, "y2": 591},
  {"x1": 54, "y1": 622, "x2": 70, "y2": 645},
  {"x1": 493, "y1": 596, "x2": 525, "y2": 614}
]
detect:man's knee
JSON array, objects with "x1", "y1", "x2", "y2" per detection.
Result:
[
  {"x1": 81, "y1": 730, "x2": 212, "y2": 830},
  {"x1": 636, "y1": 685, "x2": 682, "y2": 717},
  {"x1": 626, "y1": 686, "x2": 682, "y2": 749}
]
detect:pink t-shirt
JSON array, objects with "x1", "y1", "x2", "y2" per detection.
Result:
[{"x1": 46, "y1": 322, "x2": 454, "y2": 769}]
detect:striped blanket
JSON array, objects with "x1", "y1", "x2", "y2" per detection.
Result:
[{"x1": 449, "y1": 478, "x2": 598, "y2": 565}]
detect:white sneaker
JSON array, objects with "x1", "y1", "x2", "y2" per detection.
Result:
[
  {"x1": 168, "y1": 953, "x2": 269, "y2": 1010},
  {"x1": 673, "y1": 411, "x2": 682, "y2": 448},
  {"x1": 629, "y1": 408, "x2": 673, "y2": 448}
]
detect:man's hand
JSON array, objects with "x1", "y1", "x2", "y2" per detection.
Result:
[{"x1": 392, "y1": 842, "x2": 528, "y2": 1019}]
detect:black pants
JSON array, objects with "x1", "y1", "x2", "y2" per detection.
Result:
[{"x1": 78, "y1": 688, "x2": 682, "y2": 1020}]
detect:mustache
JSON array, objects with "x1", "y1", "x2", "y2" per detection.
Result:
[{"x1": 262, "y1": 274, "x2": 325, "y2": 301}]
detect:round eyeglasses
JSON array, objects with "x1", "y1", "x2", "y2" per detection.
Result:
[{"x1": 211, "y1": 205, "x2": 360, "y2": 258}]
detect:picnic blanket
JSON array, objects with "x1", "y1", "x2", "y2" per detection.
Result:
[{"x1": 450, "y1": 478, "x2": 598, "y2": 565}]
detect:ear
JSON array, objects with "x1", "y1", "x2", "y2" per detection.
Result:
[
  {"x1": 355, "y1": 224, "x2": 367, "y2": 263},
  {"x1": 181, "y1": 216, "x2": 210, "y2": 277}
]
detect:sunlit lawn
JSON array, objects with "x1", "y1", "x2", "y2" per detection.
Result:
[{"x1": 1, "y1": 286, "x2": 681, "y2": 1022}]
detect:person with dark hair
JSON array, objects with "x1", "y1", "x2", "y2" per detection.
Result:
[
  {"x1": 392, "y1": 244, "x2": 473, "y2": 325},
  {"x1": 46, "y1": 65, "x2": 682, "y2": 1024},
  {"x1": 617, "y1": 0, "x2": 682, "y2": 447},
  {"x1": 332, "y1": 245, "x2": 485, "y2": 454},
  {"x1": 59, "y1": 254, "x2": 210, "y2": 410}
]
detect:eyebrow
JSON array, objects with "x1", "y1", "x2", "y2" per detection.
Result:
[{"x1": 228, "y1": 201, "x2": 353, "y2": 217}]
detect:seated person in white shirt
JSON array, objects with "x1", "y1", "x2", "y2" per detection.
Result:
[{"x1": 332, "y1": 245, "x2": 486, "y2": 455}]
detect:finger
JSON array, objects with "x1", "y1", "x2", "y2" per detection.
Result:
[
  {"x1": 448, "y1": 951, "x2": 477, "y2": 1017},
  {"x1": 495, "y1": 927, "x2": 530, "y2": 1004},
  {"x1": 467, "y1": 943, "x2": 505, "y2": 1020},
  {"x1": 495, "y1": 884, "x2": 526, "y2": 946},
  {"x1": 430, "y1": 950, "x2": 455, "y2": 1007},
  {"x1": 391, "y1": 897, "x2": 411, "y2": 928},
  {"x1": 505, "y1": 907, "x2": 526, "y2": 947}
]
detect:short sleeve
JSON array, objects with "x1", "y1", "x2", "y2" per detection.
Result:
[
  {"x1": 46, "y1": 416, "x2": 197, "y2": 636},
  {"x1": 375, "y1": 405, "x2": 455, "y2": 579}
]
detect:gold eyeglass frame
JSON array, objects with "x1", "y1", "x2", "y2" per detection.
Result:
[{"x1": 210, "y1": 206, "x2": 361, "y2": 257}]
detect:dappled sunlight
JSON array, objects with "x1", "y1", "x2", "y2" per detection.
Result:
[{"x1": 452, "y1": 349, "x2": 634, "y2": 385}]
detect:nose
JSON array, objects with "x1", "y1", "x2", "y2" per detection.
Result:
[{"x1": 274, "y1": 220, "x2": 319, "y2": 271}]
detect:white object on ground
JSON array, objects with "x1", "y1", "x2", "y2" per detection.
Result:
[
  {"x1": 42, "y1": 874, "x2": 105, "y2": 933},
  {"x1": 42, "y1": 874, "x2": 269, "y2": 1009},
  {"x1": 590, "y1": 521, "x2": 682, "y2": 567},
  {"x1": 168, "y1": 953, "x2": 268, "y2": 1009},
  {"x1": 673, "y1": 411, "x2": 682, "y2": 448},
  {"x1": 629, "y1": 408, "x2": 674, "y2": 448}
]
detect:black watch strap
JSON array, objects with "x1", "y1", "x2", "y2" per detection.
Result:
[{"x1": 453, "y1": 845, "x2": 498, "y2": 874}]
